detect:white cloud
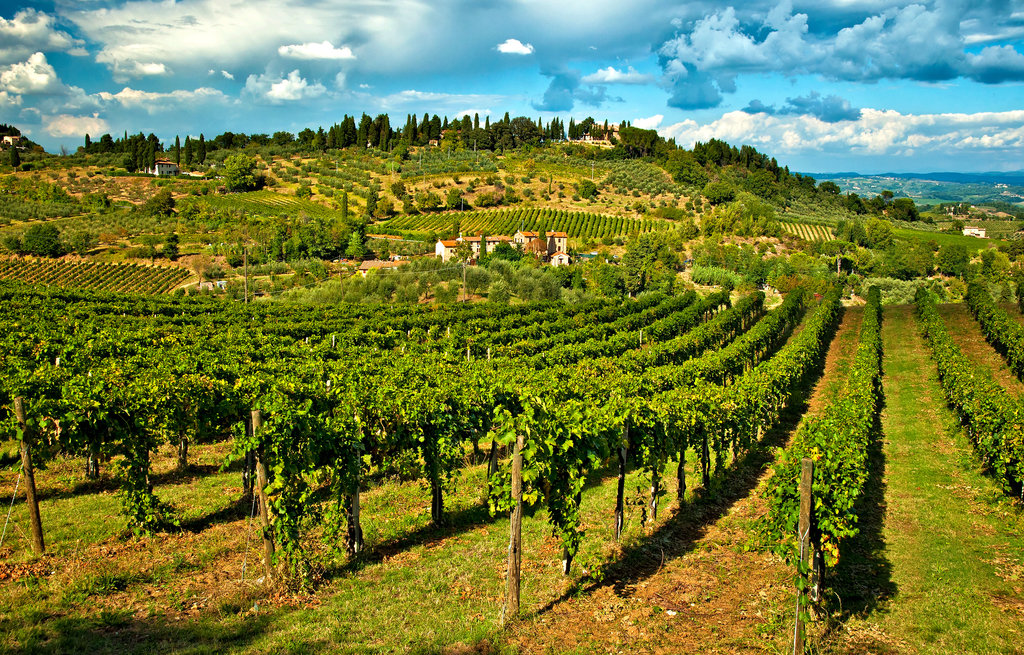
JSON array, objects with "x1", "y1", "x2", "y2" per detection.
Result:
[
  {"x1": 0, "y1": 9, "x2": 85, "y2": 64},
  {"x1": 222, "y1": 70, "x2": 234, "y2": 80},
  {"x1": 99, "y1": 56, "x2": 169, "y2": 81},
  {"x1": 0, "y1": 52, "x2": 63, "y2": 95},
  {"x1": 455, "y1": 108, "x2": 490, "y2": 119},
  {"x1": 378, "y1": 89, "x2": 506, "y2": 110},
  {"x1": 97, "y1": 86, "x2": 231, "y2": 113},
  {"x1": 497, "y1": 38, "x2": 534, "y2": 55},
  {"x1": 45, "y1": 113, "x2": 109, "y2": 138},
  {"x1": 0, "y1": 90, "x2": 21, "y2": 109},
  {"x1": 278, "y1": 41, "x2": 355, "y2": 60},
  {"x1": 660, "y1": 108, "x2": 1024, "y2": 158},
  {"x1": 66, "y1": 0, "x2": 427, "y2": 76},
  {"x1": 244, "y1": 69, "x2": 326, "y2": 103},
  {"x1": 632, "y1": 114, "x2": 663, "y2": 129},
  {"x1": 581, "y1": 66, "x2": 654, "y2": 85}
]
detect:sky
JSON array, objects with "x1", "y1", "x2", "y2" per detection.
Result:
[{"x1": 1, "y1": 0, "x2": 1023, "y2": 173}]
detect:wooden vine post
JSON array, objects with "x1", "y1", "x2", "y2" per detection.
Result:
[
  {"x1": 793, "y1": 458, "x2": 814, "y2": 654},
  {"x1": 614, "y1": 420, "x2": 628, "y2": 541},
  {"x1": 13, "y1": 397, "x2": 44, "y2": 555},
  {"x1": 503, "y1": 433, "x2": 525, "y2": 623},
  {"x1": 676, "y1": 448, "x2": 686, "y2": 501},
  {"x1": 251, "y1": 409, "x2": 275, "y2": 582}
]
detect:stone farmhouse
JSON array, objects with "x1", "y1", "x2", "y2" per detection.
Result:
[
  {"x1": 435, "y1": 230, "x2": 571, "y2": 265},
  {"x1": 513, "y1": 230, "x2": 568, "y2": 256}
]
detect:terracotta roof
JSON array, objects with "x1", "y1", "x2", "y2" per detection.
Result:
[
  {"x1": 154, "y1": 159, "x2": 178, "y2": 165},
  {"x1": 551, "y1": 251, "x2": 569, "y2": 258},
  {"x1": 517, "y1": 231, "x2": 538, "y2": 237},
  {"x1": 438, "y1": 240, "x2": 458, "y2": 247},
  {"x1": 548, "y1": 231, "x2": 568, "y2": 238},
  {"x1": 463, "y1": 234, "x2": 512, "y2": 242}
]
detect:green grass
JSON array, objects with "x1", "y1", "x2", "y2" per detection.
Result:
[
  {"x1": 0, "y1": 436, "x2": 728, "y2": 654},
  {"x1": 828, "y1": 305, "x2": 1024, "y2": 653}
]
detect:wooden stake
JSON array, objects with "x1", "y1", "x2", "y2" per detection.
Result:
[
  {"x1": 251, "y1": 410, "x2": 275, "y2": 582},
  {"x1": 13, "y1": 397, "x2": 44, "y2": 555},
  {"x1": 676, "y1": 449, "x2": 686, "y2": 501},
  {"x1": 701, "y1": 428, "x2": 711, "y2": 489},
  {"x1": 504, "y1": 433, "x2": 525, "y2": 623},
  {"x1": 177, "y1": 434, "x2": 189, "y2": 471},
  {"x1": 793, "y1": 458, "x2": 814, "y2": 654},
  {"x1": 614, "y1": 439, "x2": 627, "y2": 541},
  {"x1": 346, "y1": 473, "x2": 363, "y2": 555},
  {"x1": 648, "y1": 470, "x2": 660, "y2": 525}
]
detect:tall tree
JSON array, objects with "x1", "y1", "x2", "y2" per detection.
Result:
[
  {"x1": 197, "y1": 134, "x2": 206, "y2": 164},
  {"x1": 174, "y1": 135, "x2": 181, "y2": 165}
]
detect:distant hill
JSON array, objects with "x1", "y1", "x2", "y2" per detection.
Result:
[
  {"x1": 809, "y1": 171, "x2": 1024, "y2": 186},
  {"x1": 802, "y1": 171, "x2": 1024, "y2": 207}
]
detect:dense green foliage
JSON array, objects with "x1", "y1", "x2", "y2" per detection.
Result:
[
  {"x1": 763, "y1": 287, "x2": 883, "y2": 567},
  {"x1": 915, "y1": 287, "x2": 1024, "y2": 496}
]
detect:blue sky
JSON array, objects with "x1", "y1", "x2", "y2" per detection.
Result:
[{"x1": 1, "y1": 0, "x2": 1023, "y2": 173}]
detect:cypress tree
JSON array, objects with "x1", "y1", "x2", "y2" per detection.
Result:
[
  {"x1": 197, "y1": 134, "x2": 206, "y2": 164},
  {"x1": 174, "y1": 135, "x2": 181, "y2": 165},
  {"x1": 9, "y1": 146, "x2": 20, "y2": 168}
]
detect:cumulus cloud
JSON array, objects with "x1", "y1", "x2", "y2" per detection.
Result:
[
  {"x1": 45, "y1": 113, "x2": 109, "y2": 138},
  {"x1": 532, "y1": 68, "x2": 619, "y2": 112},
  {"x1": 966, "y1": 45, "x2": 1024, "y2": 84},
  {"x1": 97, "y1": 86, "x2": 231, "y2": 113},
  {"x1": 657, "y1": 0, "x2": 1024, "y2": 108},
  {"x1": 632, "y1": 114, "x2": 664, "y2": 129},
  {"x1": 98, "y1": 56, "x2": 169, "y2": 81},
  {"x1": 661, "y1": 108, "x2": 1024, "y2": 159},
  {"x1": 0, "y1": 90, "x2": 21, "y2": 109},
  {"x1": 278, "y1": 41, "x2": 355, "y2": 60},
  {"x1": 244, "y1": 69, "x2": 326, "y2": 103},
  {"x1": 742, "y1": 91, "x2": 861, "y2": 123},
  {"x1": 65, "y1": 0, "x2": 427, "y2": 76},
  {"x1": 0, "y1": 9, "x2": 85, "y2": 64},
  {"x1": 222, "y1": 70, "x2": 234, "y2": 80},
  {"x1": 581, "y1": 66, "x2": 654, "y2": 85},
  {"x1": 0, "y1": 52, "x2": 63, "y2": 95},
  {"x1": 497, "y1": 39, "x2": 534, "y2": 55}
]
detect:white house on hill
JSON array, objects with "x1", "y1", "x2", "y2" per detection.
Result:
[
  {"x1": 435, "y1": 239, "x2": 459, "y2": 262},
  {"x1": 550, "y1": 252, "x2": 571, "y2": 267},
  {"x1": 148, "y1": 159, "x2": 180, "y2": 176},
  {"x1": 962, "y1": 226, "x2": 986, "y2": 238}
]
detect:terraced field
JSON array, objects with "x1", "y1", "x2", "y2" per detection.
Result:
[
  {"x1": 380, "y1": 207, "x2": 670, "y2": 240},
  {"x1": 782, "y1": 221, "x2": 835, "y2": 241},
  {"x1": 200, "y1": 190, "x2": 344, "y2": 219},
  {"x1": 0, "y1": 257, "x2": 191, "y2": 294}
]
